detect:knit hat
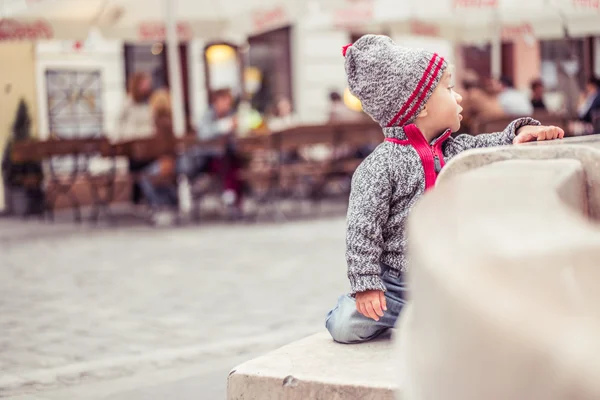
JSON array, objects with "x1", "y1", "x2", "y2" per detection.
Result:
[{"x1": 343, "y1": 35, "x2": 448, "y2": 127}]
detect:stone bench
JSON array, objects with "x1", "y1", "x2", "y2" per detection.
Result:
[
  {"x1": 227, "y1": 331, "x2": 398, "y2": 400},
  {"x1": 229, "y1": 136, "x2": 600, "y2": 400}
]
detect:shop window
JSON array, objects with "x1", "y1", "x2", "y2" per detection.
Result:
[
  {"x1": 247, "y1": 26, "x2": 293, "y2": 115},
  {"x1": 123, "y1": 43, "x2": 191, "y2": 120},
  {"x1": 203, "y1": 43, "x2": 243, "y2": 102}
]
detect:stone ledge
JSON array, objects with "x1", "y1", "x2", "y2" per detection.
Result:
[
  {"x1": 227, "y1": 332, "x2": 398, "y2": 400},
  {"x1": 400, "y1": 147, "x2": 600, "y2": 399},
  {"x1": 438, "y1": 136, "x2": 600, "y2": 219}
]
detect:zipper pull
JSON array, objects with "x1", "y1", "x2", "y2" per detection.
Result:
[{"x1": 434, "y1": 155, "x2": 441, "y2": 173}]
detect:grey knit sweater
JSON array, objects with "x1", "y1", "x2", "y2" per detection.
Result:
[{"x1": 346, "y1": 118, "x2": 539, "y2": 294}]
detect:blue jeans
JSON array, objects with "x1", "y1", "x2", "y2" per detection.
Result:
[
  {"x1": 177, "y1": 147, "x2": 221, "y2": 178},
  {"x1": 325, "y1": 265, "x2": 407, "y2": 344},
  {"x1": 138, "y1": 161, "x2": 177, "y2": 209}
]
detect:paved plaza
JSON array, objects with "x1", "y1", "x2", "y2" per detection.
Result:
[{"x1": 0, "y1": 216, "x2": 349, "y2": 399}]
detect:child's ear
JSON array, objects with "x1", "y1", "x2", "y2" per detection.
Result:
[{"x1": 416, "y1": 106, "x2": 428, "y2": 119}]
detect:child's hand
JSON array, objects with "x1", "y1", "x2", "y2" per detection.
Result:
[
  {"x1": 355, "y1": 290, "x2": 387, "y2": 321},
  {"x1": 513, "y1": 125, "x2": 564, "y2": 144}
]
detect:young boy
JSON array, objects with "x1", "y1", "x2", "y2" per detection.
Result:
[{"x1": 325, "y1": 35, "x2": 564, "y2": 344}]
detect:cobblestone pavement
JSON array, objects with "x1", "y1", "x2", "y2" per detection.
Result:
[{"x1": 0, "y1": 216, "x2": 349, "y2": 398}]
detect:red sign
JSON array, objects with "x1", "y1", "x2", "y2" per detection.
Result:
[
  {"x1": 0, "y1": 19, "x2": 53, "y2": 41},
  {"x1": 409, "y1": 20, "x2": 440, "y2": 37},
  {"x1": 138, "y1": 22, "x2": 192, "y2": 41},
  {"x1": 453, "y1": 0, "x2": 498, "y2": 8},
  {"x1": 501, "y1": 23, "x2": 534, "y2": 40},
  {"x1": 252, "y1": 6, "x2": 288, "y2": 33},
  {"x1": 572, "y1": 0, "x2": 600, "y2": 8}
]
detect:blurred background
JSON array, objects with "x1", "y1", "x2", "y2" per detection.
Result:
[{"x1": 1, "y1": 0, "x2": 600, "y2": 398}]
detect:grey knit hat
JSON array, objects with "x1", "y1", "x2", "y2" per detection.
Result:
[{"x1": 343, "y1": 35, "x2": 448, "y2": 127}]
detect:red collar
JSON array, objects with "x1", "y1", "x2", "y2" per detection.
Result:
[{"x1": 384, "y1": 124, "x2": 452, "y2": 190}]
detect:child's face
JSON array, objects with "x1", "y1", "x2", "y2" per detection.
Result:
[{"x1": 421, "y1": 70, "x2": 463, "y2": 134}]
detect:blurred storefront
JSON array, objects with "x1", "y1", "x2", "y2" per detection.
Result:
[
  {"x1": 2, "y1": 2, "x2": 600, "y2": 141},
  {"x1": 2, "y1": 1, "x2": 600, "y2": 212}
]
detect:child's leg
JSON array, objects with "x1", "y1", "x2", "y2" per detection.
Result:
[
  {"x1": 325, "y1": 294, "x2": 392, "y2": 344},
  {"x1": 325, "y1": 267, "x2": 407, "y2": 344}
]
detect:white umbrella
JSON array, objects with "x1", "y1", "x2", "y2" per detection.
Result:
[
  {"x1": 335, "y1": 0, "x2": 600, "y2": 79},
  {"x1": 374, "y1": 0, "x2": 600, "y2": 41}
]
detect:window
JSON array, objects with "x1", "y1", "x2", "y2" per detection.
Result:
[
  {"x1": 247, "y1": 26, "x2": 293, "y2": 114},
  {"x1": 123, "y1": 43, "x2": 191, "y2": 122},
  {"x1": 540, "y1": 38, "x2": 587, "y2": 90},
  {"x1": 45, "y1": 69, "x2": 104, "y2": 174},
  {"x1": 462, "y1": 43, "x2": 514, "y2": 82},
  {"x1": 203, "y1": 43, "x2": 243, "y2": 101},
  {"x1": 46, "y1": 69, "x2": 103, "y2": 138}
]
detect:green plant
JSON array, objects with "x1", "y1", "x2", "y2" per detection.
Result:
[
  {"x1": 12, "y1": 99, "x2": 32, "y2": 141},
  {"x1": 2, "y1": 99, "x2": 44, "y2": 215},
  {"x1": 2, "y1": 99, "x2": 42, "y2": 187}
]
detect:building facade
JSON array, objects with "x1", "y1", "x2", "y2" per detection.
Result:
[{"x1": 1, "y1": 12, "x2": 599, "y2": 211}]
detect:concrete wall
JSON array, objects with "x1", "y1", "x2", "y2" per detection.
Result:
[
  {"x1": 398, "y1": 138, "x2": 600, "y2": 400},
  {"x1": 0, "y1": 42, "x2": 38, "y2": 211}
]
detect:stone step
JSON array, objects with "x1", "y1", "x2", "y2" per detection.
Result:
[{"x1": 228, "y1": 331, "x2": 399, "y2": 400}]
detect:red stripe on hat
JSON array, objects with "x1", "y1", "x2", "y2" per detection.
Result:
[
  {"x1": 386, "y1": 53, "x2": 440, "y2": 128},
  {"x1": 397, "y1": 56, "x2": 445, "y2": 127},
  {"x1": 386, "y1": 54, "x2": 438, "y2": 127}
]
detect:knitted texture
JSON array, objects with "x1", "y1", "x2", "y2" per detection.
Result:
[
  {"x1": 344, "y1": 34, "x2": 448, "y2": 127},
  {"x1": 346, "y1": 118, "x2": 540, "y2": 295}
]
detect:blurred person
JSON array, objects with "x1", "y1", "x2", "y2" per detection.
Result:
[
  {"x1": 136, "y1": 89, "x2": 179, "y2": 225},
  {"x1": 530, "y1": 79, "x2": 547, "y2": 112},
  {"x1": 556, "y1": 61, "x2": 581, "y2": 116},
  {"x1": 455, "y1": 79, "x2": 478, "y2": 132},
  {"x1": 460, "y1": 79, "x2": 504, "y2": 132},
  {"x1": 116, "y1": 71, "x2": 155, "y2": 142},
  {"x1": 328, "y1": 91, "x2": 362, "y2": 122},
  {"x1": 493, "y1": 76, "x2": 534, "y2": 116},
  {"x1": 116, "y1": 71, "x2": 156, "y2": 207},
  {"x1": 179, "y1": 89, "x2": 245, "y2": 218},
  {"x1": 325, "y1": 35, "x2": 564, "y2": 344},
  {"x1": 326, "y1": 90, "x2": 373, "y2": 160},
  {"x1": 197, "y1": 88, "x2": 238, "y2": 140},
  {"x1": 266, "y1": 96, "x2": 303, "y2": 165},
  {"x1": 149, "y1": 88, "x2": 172, "y2": 115},
  {"x1": 267, "y1": 96, "x2": 297, "y2": 131},
  {"x1": 577, "y1": 77, "x2": 600, "y2": 124}
]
